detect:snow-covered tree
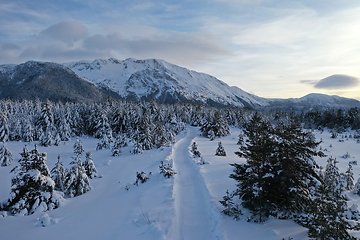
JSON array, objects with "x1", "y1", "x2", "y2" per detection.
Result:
[
  {"x1": 200, "y1": 110, "x2": 230, "y2": 140},
  {"x1": 0, "y1": 141, "x2": 13, "y2": 166},
  {"x1": 220, "y1": 190, "x2": 242, "y2": 220},
  {"x1": 132, "y1": 141, "x2": 143, "y2": 154},
  {"x1": 215, "y1": 141, "x2": 226, "y2": 156},
  {"x1": 50, "y1": 155, "x2": 66, "y2": 192},
  {"x1": 39, "y1": 129, "x2": 53, "y2": 147},
  {"x1": 159, "y1": 161, "x2": 176, "y2": 178},
  {"x1": 111, "y1": 134, "x2": 124, "y2": 157},
  {"x1": 73, "y1": 138, "x2": 84, "y2": 156},
  {"x1": 303, "y1": 161, "x2": 356, "y2": 240},
  {"x1": 22, "y1": 118, "x2": 34, "y2": 142},
  {"x1": 37, "y1": 101, "x2": 55, "y2": 146},
  {"x1": 58, "y1": 117, "x2": 71, "y2": 141},
  {"x1": 231, "y1": 113, "x2": 324, "y2": 222},
  {"x1": 0, "y1": 113, "x2": 9, "y2": 142},
  {"x1": 5, "y1": 146, "x2": 63, "y2": 215},
  {"x1": 191, "y1": 141, "x2": 201, "y2": 158},
  {"x1": 83, "y1": 152, "x2": 97, "y2": 179},
  {"x1": 96, "y1": 128, "x2": 113, "y2": 151},
  {"x1": 345, "y1": 162, "x2": 354, "y2": 191},
  {"x1": 64, "y1": 156, "x2": 91, "y2": 197}
]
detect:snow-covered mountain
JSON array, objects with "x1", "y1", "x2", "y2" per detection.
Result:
[
  {"x1": 65, "y1": 58, "x2": 268, "y2": 108},
  {"x1": 0, "y1": 58, "x2": 359, "y2": 109},
  {"x1": 266, "y1": 93, "x2": 360, "y2": 110},
  {"x1": 0, "y1": 61, "x2": 119, "y2": 102}
]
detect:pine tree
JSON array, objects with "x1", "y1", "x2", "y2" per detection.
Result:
[
  {"x1": 96, "y1": 128, "x2": 112, "y2": 151},
  {"x1": 132, "y1": 141, "x2": 143, "y2": 154},
  {"x1": 64, "y1": 155, "x2": 91, "y2": 197},
  {"x1": 73, "y1": 138, "x2": 84, "y2": 156},
  {"x1": 22, "y1": 118, "x2": 34, "y2": 142},
  {"x1": 219, "y1": 190, "x2": 242, "y2": 220},
  {"x1": 231, "y1": 112, "x2": 275, "y2": 222},
  {"x1": 39, "y1": 129, "x2": 53, "y2": 147},
  {"x1": 345, "y1": 162, "x2": 354, "y2": 191},
  {"x1": 0, "y1": 113, "x2": 9, "y2": 142},
  {"x1": 159, "y1": 161, "x2": 176, "y2": 178},
  {"x1": 58, "y1": 117, "x2": 71, "y2": 141},
  {"x1": 111, "y1": 134, "x2": 123, "y2": 156},
  {"x1": 5, "y1": 146, "x2": 63, "y2": 215},
  {"x1": 83, "y1": 152, "x2": 97, "y2": 179},
  {"x1": 215, "y1": 141, "x2": 226, "y2": 156},
  {"x1": 50, "y1": 155, "x2": 66, "y2": 192},
  {"x1": 191, "y1": 141, "x2": 201, "y2": 158},
  {"x1": 0, "y1": 141, "x2": 13, "y2": 166},
  {"x1": 200, "y1": 111, "x2": 230, "y2": 140},
  {"x1": 304, "y1": 160, "x2": 356, "y2": 240},
  {"x1": 231, "y1": 113, "x2": 324, "y2": 221},
  {"x1": 37, "y1": 101, "x2": 55, "y2": 146}
]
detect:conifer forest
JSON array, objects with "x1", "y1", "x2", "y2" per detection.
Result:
[{"x1": 1, "y1": 99, "x2": 360, "y2": 239}]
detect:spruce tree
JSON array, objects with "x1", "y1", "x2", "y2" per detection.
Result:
[
  {"x1": 230, "y1": 113, "x2": 324, "y2": 221},
  {"x1": 50, "y1": 155, "x2": 66, "y2": 192},
  {"x1": 0, "y1": 113, "x2": 9, "y2": 142},
  {"x1": 73, "y1": 138, "x2": 84, "y2": 156},
  {"x1": 215, "y1": 141, "x2": 226, "y2": 156},
  {"x1": 191, "y1": 141, "x2": 201, "y2": 158},
  {"x1": 64, "y1": 155, "x2": 91, "y2": 197},
  {"x1": 304, "y1": 158, "x2": 356, "y2": 240},
  {"x1": 22, "y1": 118, "x2": 34, "y2": 142},
  {"x1": 219, "y1": 190, "x2": 242, "y2": 220},
  {"x1": 5, "y1": 146, "x2": 63, "y2": 215},
  {"x1": 83, "y1": 152, "x2": 97, "y2": 179},
  {"x1": 231, "y1": 112, "x2": 275, "y2": 222},
  {"x1": 0, "y1": 141, "x2": 13, "y2": 166},
  {"x1": 345, "y1": 162, "x2": 354, "y2": 191}
]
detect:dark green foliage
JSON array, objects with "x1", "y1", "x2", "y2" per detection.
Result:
[
  {"x1": 215, "y1": 141, "x2": 226, "y2": 156},
  {"x1": 219, "y1": 190, "x2": 242, "y2": 220},
  {"x1": 159, "y1": 161, "x2": 176, "y2": 178},
  {"x1": 301, "y1": 158, "x2": 357, "y2": 240},
  {"x1": 230, "y1": 112, "x2": 324, "y2": 222},
  {"x1": 191, "y1": 141, "x2": 201, "y2": 158},
  {"x1": 135, "y1": 171, "x2": 149, "y2": 185}
]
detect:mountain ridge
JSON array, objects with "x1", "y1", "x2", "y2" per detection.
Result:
[{"x1": 0, "y1": 58, "x2": 359, "y2": 109}]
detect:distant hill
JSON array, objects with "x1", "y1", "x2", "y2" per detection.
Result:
[{"x1": 0, "y1": 61, "x2": 119, "y2": 102}]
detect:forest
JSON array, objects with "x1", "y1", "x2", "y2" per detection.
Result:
[{"x1": 1, "y1": 99, "x2": 360, "y2": 239}]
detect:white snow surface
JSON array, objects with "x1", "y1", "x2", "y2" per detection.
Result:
[
  {"x1": 0, "y1": 127, "x2": 360, "y2": 240},
  {"x1": 64, "y1": 58, "x2": 268, "y2": 107}
]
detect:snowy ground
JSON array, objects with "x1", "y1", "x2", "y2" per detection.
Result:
[{"x1": 0, "y1": 127, "x2": 359, "y2": 240}]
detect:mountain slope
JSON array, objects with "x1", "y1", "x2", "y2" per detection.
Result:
[
  {"x1": 266, "y1": 93, "x2": 360, "y2": 110},
  {"x1": 65, "y1": 58, "x2": 268, "y2": 108},
  {"x1": 0, "y1": 61, "x2": 119, "y2": 102}
]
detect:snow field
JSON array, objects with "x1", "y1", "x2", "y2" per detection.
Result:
[{"x1": 0, "y1": 127, "x2": 359, "y2": 239}]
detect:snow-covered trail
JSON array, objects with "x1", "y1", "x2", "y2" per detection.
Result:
[{"x1": 167, "y1": 127, "x2": 223, "y2": 240}]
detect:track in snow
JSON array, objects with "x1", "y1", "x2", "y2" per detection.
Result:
[{"x1": 167, "y1": 127, "x2": 223, "y2": 240}]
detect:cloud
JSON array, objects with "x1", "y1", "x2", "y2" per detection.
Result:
[
  {"x1": 314, "y1": 75, "x2": 359, "y2": 89},
  {"x1": 40, "y1": 21, "x2": 88, "y2": 43}
]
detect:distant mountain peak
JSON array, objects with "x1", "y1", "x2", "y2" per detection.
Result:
[{"x1": 65, "y1": 57, "x2": 268, "y2": 108}]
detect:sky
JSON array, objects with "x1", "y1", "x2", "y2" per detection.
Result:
[{"x1": 1, "y1": 0, "x2": 360, "y2": 100}]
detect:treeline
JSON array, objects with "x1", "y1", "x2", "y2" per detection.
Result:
[{"x1": 0, "y1": 99, "x2": 245, "y2": 166}]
